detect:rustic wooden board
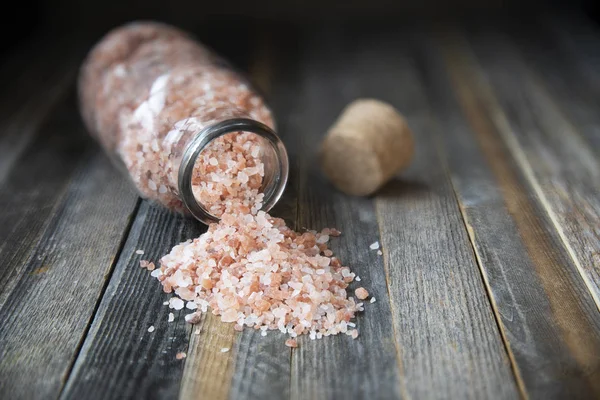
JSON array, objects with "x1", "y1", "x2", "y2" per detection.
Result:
[
  {"x1": 426, "y1": 29, "x2": 600, "y2": 399},
  {"x1": 0, "y1": 98, "x2": 92, "y2": 309},
  {"x1": 62, "y1": 202, "x2": 202, "y2": 400},
  {"x1": 462, "y1": 25, "x2": 600, "y2": 311},
  {"x1": 0, "y1": 104, "x2": 138, "y2": 400}
]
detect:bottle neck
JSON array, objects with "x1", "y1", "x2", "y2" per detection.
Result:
[{"x1": 178, "y1": 118, "x2": 289, "y2": 224}]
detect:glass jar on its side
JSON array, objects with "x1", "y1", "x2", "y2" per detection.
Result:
[{"x1": 78, "y1": 22, "x2": 288, "y2": 224}]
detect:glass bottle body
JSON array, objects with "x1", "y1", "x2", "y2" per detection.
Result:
[{"x1": 78, "y1": 22, "x2": 287, "y2": 223}]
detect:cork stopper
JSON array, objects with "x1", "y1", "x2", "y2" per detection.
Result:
[{"x1": 319, "y1": 99, "x2": 414, "y2": 196}]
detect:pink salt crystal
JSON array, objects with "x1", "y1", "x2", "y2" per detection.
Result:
[
  {"x1": 176, "y1": 352, "x2": 186, "y2": 360},
  {"x1": 139, "y1": 260, "x2": 155, "y2": 270},
  {"x1": 377, "y1": 250, "x2": 383, "y2": 256},
  {"x1": 285, "y1": 339, "x2": 298, "y2": 348},
  {"x1": 324, "y1": 249, "x2": 333, "y2": 257},
  {"x1": 355, "y1": 287, "x2": 369, "y2": 300},
  {"x1": 350, "y1": 330, "x2": 359, "y2": 339}
]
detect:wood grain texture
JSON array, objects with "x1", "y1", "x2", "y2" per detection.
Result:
[
  {"x1": 461, "y1": 26, "x2": 600, "y2": 311},
  {"x1": 0, "y1": 98, "x2": 92, "y2": 309},
  {"x1": 0, "y1": 112, "x2": 138, "y2": 399},
  {"x1": 62, "y1": 202, "x2": 203, "y2": 400},
  {"x1": 284, "y1": 30, "x2": 404, "y2": 400},
  {"x1": 328, "y1": 27, "x2": 519, "y2": 399},
  {"x1": 429, "y1": 29, "x2": 600, "y2": 399}
]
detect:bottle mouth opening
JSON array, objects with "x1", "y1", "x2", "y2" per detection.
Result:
[{"x1": 178, "y1": 118, "x2": 289, "y2": 224}]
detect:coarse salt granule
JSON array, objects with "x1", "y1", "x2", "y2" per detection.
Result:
[
  {"x1": 377, "y1": 250, "x2": 383, "y2": 256},
  {"x1": 140, "y1": 260, "x2": 156, "y2": 270},
  {"x1": 136, "y1": 249, "x2": 144, "y2": 255},
  {"x1": 168, "y1": 313, "x2": 175, "y2": 322},
  {"x1": 355, "y1": 287, "x2": 369, "y2": 300},
  {"x1": 369, "y1": 241, "x2": 379, "y2": 250},
  {"x1": 148, "y1": 326, "x2": 155, "y2": 333},
  {"x1": 220, "y1": 348, "x2": 230, "y2": 353},
  {"x1": 169, "y1": 297, "x2": 184, "y2": 310},
  {"x1": 370, "y1": 297, "x2": 376, "y2": 303}
]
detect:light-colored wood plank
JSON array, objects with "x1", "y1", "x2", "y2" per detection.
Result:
[
  {"x1": 0, "y1": 132, "x2": 138, "y2": 399},
  {"x1": 428, "y1": 29, "x2": 600, "y2": 399},
  {"x1": 460, "y1": 25, "x2": 600, "y2": 311}
]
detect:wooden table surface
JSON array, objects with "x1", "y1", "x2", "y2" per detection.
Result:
[{"x1": 1, "y1": 14, "x2": 599, "y2": 400}]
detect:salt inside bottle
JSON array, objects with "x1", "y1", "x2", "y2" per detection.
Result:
[{"x1": 78, "y1": 22, "x2": 288, "y2": 223}]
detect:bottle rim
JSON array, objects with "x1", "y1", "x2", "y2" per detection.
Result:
[{"x1": 178, "y1": 118, "x2": 289, "y2": 224}]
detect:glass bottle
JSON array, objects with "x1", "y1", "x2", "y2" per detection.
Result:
[{"x1": 78, "y1": 21, "x2": 288, "y2": 224}]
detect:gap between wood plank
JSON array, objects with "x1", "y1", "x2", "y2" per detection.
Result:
[
  {"x1": 59, "y1": 198, "x2": 142, "y2": 396},
  {"x1": 374, "y1": 209, "x2": 412, "y2": 400}
]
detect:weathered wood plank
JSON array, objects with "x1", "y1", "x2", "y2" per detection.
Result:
[
  {"x1": 324, "y1": 28, "x2": 519, "y2": 399},
  {"x1": 286, "y1": 30, "x2": 404, "y2": 400},
  {"x1": 0, "y1": 104, "x2": 138, "y2": 399},
  {"x1": 461, "y1": 25, "x2": 600, "y2": 311},
  {"x1": 0, "y1": 97, "x2": 94, "y2": 309},
  {"x1": 428, "y1": 29, "x2": 600, "y2": 399},
  {"x1": 61, "y1": 202, "x2": 202, "y2": 400}
]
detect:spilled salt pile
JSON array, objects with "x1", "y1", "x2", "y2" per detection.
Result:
[{"x1": 149, "y1": 212, "x2": 363, "y2": 340}]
